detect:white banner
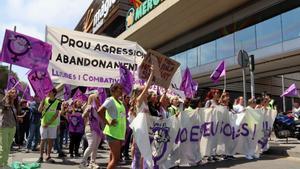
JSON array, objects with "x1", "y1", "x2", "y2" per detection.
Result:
[
  {"x1": 131, "y1": 106, "x2": 277, "y2": 168},
  {"x1": 46, "y1": 26, "x2": 146, "y2": 87}
]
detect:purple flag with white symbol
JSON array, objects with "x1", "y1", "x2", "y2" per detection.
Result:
[
  {"x1": 281, "y1": 83, "x2": 298, "y2": 97},
  {"x1": 6, "y1": 74, "x2": 23, "y2": 92},
  {"x1": 120, "y1": 65, "x2": 134, "y2": 95},
  {"x1": 64, "y1": 84, "x2": 72, "y2": 101},
  {"x1": 0, "y1": 29, "x2": 52, "y2": 70},
  {"x1": 28, "y1": 69, "x2": 54, "y2": 99},
  {"x1": 180, "y1": 67, "x2": 197, "y2": 98},
  {"x1": 72, "y1": 89, "x2": 88, "y2": 102},
  {"x1": 210, "y1": 60, "x2": 226, "y2": 83}
]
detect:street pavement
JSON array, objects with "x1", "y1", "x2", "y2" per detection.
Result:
[{"x1": 6, "y1": 138, "x2": 300, "y2": 169}]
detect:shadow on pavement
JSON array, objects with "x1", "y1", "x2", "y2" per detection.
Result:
[{"x1": 177, "y1": 146, "x2": 294, "y2": 169}]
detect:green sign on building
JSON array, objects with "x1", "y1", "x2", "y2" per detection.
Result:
[{"x1": 126, "y1": 0, "x2": 164, "y2": 29}]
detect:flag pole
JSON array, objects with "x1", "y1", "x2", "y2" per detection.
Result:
[
  {"x1": 21, "y1": 85, "x2": 28, "y2": 100},
  {"x1": 223, "y1": 74, "x2": 226, "y2": 93},
  {"x1": 223, "y1": 61, "x2": 226, "y2": 92},
  {"x1": 9, "y1": 26, "x2": 16, "y2": 74},
  {"x1": 282, "y1": 75, "x2": 286, "y2": 112}
]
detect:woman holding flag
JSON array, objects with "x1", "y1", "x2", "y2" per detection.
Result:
[
  {"x1": 0, "y1": 88, "x2": 19, "y2": 169},
  {"x1": 80, "y1": 93, "x2": 102, "y2": 169}
]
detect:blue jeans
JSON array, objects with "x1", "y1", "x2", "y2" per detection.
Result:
[
  {"x1": 26, "y1": 123, "x2": 40, "y2": 150},
  {"x1": 54, "y1": 127, "x2": 66, "y2": 154}
]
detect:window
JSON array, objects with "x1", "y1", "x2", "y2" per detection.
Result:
[
  {"x1": 256, "y1": 16, "x2": 282, "y2": 48},
  {"x1": 200, "y1": 41, "x2": 216, "y2": 64},
  {"x1": 217, "y1": 34, "x2": 234, "y2": 59},
  {"x1": 235, "y1": 26, "x2": 256, "y2": 54},
  {"x1": 282, "y1": 7, "x2": 300, "y2": 41},
  {"x1": 176, "y1": 52, "x2": 187, "y2": 69},
  {"x1": 186, "y1": 47, "x2": 198, "y2": 68}
]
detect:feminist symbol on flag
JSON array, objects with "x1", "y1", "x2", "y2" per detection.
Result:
[
  {"x1": 7, "y1": 35, "x2": 31, "y2": 62},
  {"x1": 149, "y1": 124, "x2": 170, "y2": 167},
  {"x1": 30, "y1": 72, "x2": 47, "y2": 81}
]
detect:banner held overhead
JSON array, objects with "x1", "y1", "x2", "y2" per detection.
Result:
[{"x1": 46, "y1": 26, "x2": 146, "y2": 88}]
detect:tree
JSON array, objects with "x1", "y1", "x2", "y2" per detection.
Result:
[{"x1": 0, "y1": 65, "x2": 20, "y2": 94}]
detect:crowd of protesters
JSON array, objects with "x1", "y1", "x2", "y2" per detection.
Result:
[{"x1": 1, "y1": 66, "x2": 297, "y2": 169}]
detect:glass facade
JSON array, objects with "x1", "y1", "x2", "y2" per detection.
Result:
[
  {"x1": 186, "y1": 47, "x2": 198, "y2": 68},
  {"x1": 217, "y1": 34, "x2": 234, "y2": 59},
  {"x1": 172, "y1": 7, "x2": 300, "y2": 69},
  {"x1": 282, "y1": 7, "x2": 300, "y2": 41},
  {"x1": 201, "y1": 41, "x2": 216, "y2": 64},
  {"x1": 234, "y1": 26, "x2": 256, "y2": 54},
  {"x1": 256, "y1": 16, "x2": 282, "y2": 48}
]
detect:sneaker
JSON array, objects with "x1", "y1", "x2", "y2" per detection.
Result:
[
  {"x1": 207, "y1": 156, "x2": 215, "y2": 162},
  {"x1": 253, "y1": 154, "x2": 260, "y2": 159},
  {"x1": 119, "y1": 158, "x2": 126, "y2": 165},
  {"x1": 245, "y1": 155, "x2": 254, "y2": 160},
  {"x1": 36, "y1": 157, "x2": 43, "y2": 163},
  {"x1": 45, "y1": 157, "x2": 56, "y2": 163},
  {"x1": 88, "y1": 163, "x2": 99, "y2": 169}
]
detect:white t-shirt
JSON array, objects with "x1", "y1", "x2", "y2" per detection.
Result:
[
  {"x1": 102, "y1": 97, "x2": 118, "y2": 119},
  {"x1": 292, "y1": 107, "x2": 300, "y2": 117},
  {"x1": 233, "y1": 104, "x2": 244, "y2": 113}
]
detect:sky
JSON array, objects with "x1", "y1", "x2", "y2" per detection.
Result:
[{"x1": 0, "y1": 0, "x2": 92, "y2": 94}]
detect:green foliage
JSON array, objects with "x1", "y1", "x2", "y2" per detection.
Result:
[{"x1": 0, "y1": 65, "x2": 21, "y2": 93}]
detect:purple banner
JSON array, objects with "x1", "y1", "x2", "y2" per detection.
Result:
[
  {"x1": 210, "y1": 60, "x2": 225, "y2": 83},
  {"x1": 6, "y1": 74, "x2": 23, "y2": 92},
  {"x1": 72, "y1": 88, "x2": 88, "y2": 102},
  {"x1": 1, "y1": 29, "x2": 52, "y2": 70},
  {"x1": 22, "y1": 85, "x2": 32, "y2": 101},
  {"x1": 180, "y1": 67, "x2": 197, "y2": 98},
  {"x1": 120, "y1": 65, "x2": 134, "y2": 95},
  {"x1": 281, "y1": 83, "x2": 298, "y2": 97},
  {"x1": 64, "y1": 84, "x2": 72, "y2": 101},
  {"x1": 28, "y1": 69, "x2": 54, "y2": 99}
]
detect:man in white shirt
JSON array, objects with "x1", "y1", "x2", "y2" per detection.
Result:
[{"x1": 292, "y1": 101, "x2": 300, "y2": 120}]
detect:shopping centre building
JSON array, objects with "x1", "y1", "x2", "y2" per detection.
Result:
[{"x1": 75, "y1": 0, "x2": 300, "y2": 111}]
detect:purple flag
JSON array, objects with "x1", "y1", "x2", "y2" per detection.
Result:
[
  {"x1": 86, "y1": 87, "x2": 107, "y2": 104},
  {"x1": 28, "y1": 69, "x2": 54, "y2": 99},
  {"x1": 0, "y1": 29, "x2": 52, "y2": 70},
  {"x1": 72, "y1": 89, "x2": 88, "y2": 102},
  {"x1": 119, "y1": 65, "x2": 134, "y2": 95},
  {"x1": 210, "y1": 60, "x2": 226, "y2": 83},
  {"x1": 281, "y1": 83, "x2": 298, "y2": 97},
  {"x1": 180, "y1": 67, "x2": 197, "y2": 98},
  {"x1": 6, "y1": 74, "x2": 23, "y2": 92},
  {"x1": 64, "y1": 84, "x2": 72, "y2": 101},
  {"x1": 98, "y1": 88, "x2": 107, "y2": 104},
  {"x1": 22, "y1": 85, "x2": 32, "y2": 101}
]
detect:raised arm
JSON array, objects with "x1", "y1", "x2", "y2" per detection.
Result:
[{"x1": 136, "y1": 66, "x2": 154, "y2": 107}]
